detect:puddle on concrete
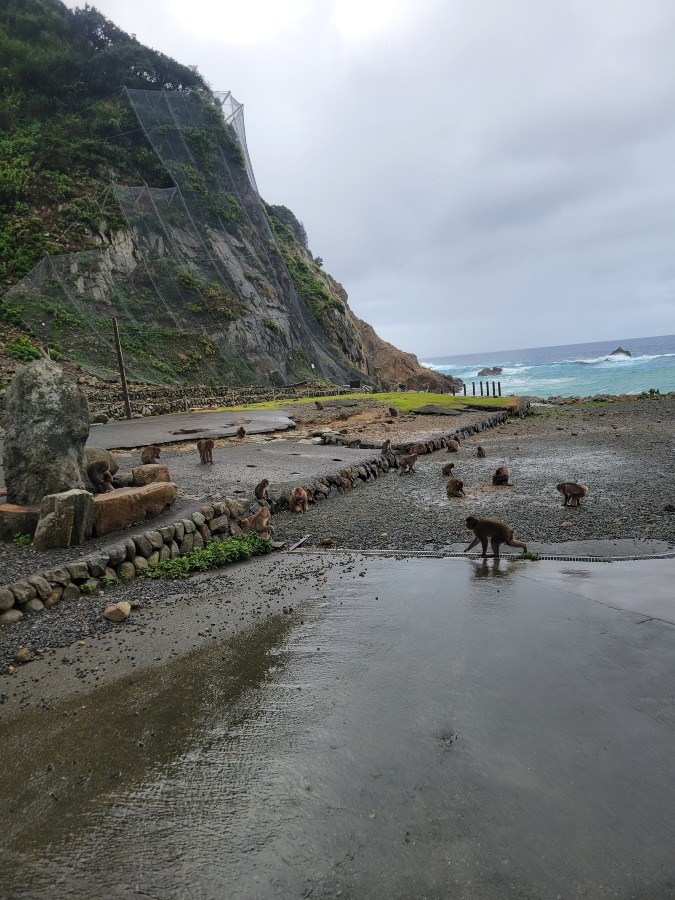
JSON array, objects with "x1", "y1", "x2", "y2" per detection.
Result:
[{"x1": 1, "y1": 558, "x2": 674, "y2": 898}]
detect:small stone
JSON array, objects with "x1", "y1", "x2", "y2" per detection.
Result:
[
  {"x1": 560, "y1": 521, "x2": 573, "y2": 528},
  {"x1": 81, "y1": 578, "x2": 100, "y2": 594},
  {"x1": 200, "y1": 505, "x2": 215, "y2": 521},
  {"x1": 8, "y1": 665, "x2": 15, "y2": 674},
  {"x1": 103, "y1": 601, "x2": 132, "y2": 623},
  {"x1": 124, "y1": 538, "x2": 136, "y2": 561},
  {"x1": 159, "y1": 525, "x2": 175, "y2": 542},
  {"x1": 192, "y1": 511, "x2": 206, "y2": 527},
  {"x1": 103, "y1": 567, "x2": 118, "y2": 582},
  {"x1": 179, "y1": 534, "x2": 194, "y2": 555},
  {"x1": 27, "y1": 575, "x2": 53, "y2": 600},
  {"x1": 22, "y1": 598, "x2": 45, "y2": 614},
  {"x1": 0, "y1": 609, "x2": 24, "y2": 625},
  {"x1": 147, "y1": 551, "x2": 160, "y2": 569},
  {"x1": 174, "y1": 522, "x2": 185, "y2": 542},
  {"x1": 664, "y1": 504, "x2": 675, "y2": 513},
  {"x1": 43, "y1": 566, "x2": 71, "y2": 586},
  {"x1": 133, "y1": 534, "x2": 153, "y2": 557},
  {"x1": 86, "y1": 552, "x2": 110, "y2": 578},
  {"x1": 320, "y1": 537, "x2": 334, "y2": 547},
  {"x1": 146, "y1": 530, "x2": 163, "y2": 551},
  {"x1": 209, "y1": 515, "x2": 230, "y2": 534},
  {"x1": 0, "y1": 588, "x2": 15, "y2": 612},
  {"x1": 192, "y1": 532, "x2": 204, "y2": 550},
  {"x1": 134, "y1": 556, "x2": 149, "y2": 573},
  {"x1": 182, "y1": 518, "x2": 196, "y2": 534},
  {"x1": 67, "y1": 561, "x2": 89, "y2": 582},
  {"x1": 116, "y1": 561, "x2": 136, "y2": 581},
  {"x1": 169, "y1": 540, "x2": 180, "y2": 558},
  {"x1": 11, "y1": 581, "x2": 36, "y2": 605},
  {"x1": 62, "y1": 583, "x2": 80, "y2": 601},
  {"x1": 159, "y1": 544, "x2": 171, "y2": 562},
  {"x1": 15, "y1": 646, "x2": 32, "y2": 664}
]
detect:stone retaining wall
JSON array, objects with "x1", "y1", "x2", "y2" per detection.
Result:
[{"x1": 0, "y1": 411, "x2": 511, "y2": 623}]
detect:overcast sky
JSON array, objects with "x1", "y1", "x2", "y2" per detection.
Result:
[{"x1": 64, "y1": 0, "x2": 675, "y2": 357}]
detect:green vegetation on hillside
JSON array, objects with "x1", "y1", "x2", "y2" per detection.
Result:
[{"x1": 218, "y1": 391, "x2": 517, "y2": 412}]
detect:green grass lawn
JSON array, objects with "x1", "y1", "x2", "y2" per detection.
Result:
[{"x1": 218, "y1": 391, "x2": 518, "y2": 413}]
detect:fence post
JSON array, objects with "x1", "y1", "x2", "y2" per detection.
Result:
[
  {"x1": 463, "y1": 383, "x2": 467, "y2": 396},
  {"x1": 480, "y1": 381, "x2": 484, "y2": 397},
  {"x1": 492, "y1": 381, "x2": 496, "y2": 396},
  {"x1": 111, "y1": 317, "x2": 132, "y2": 420},
  {"x1": 498, "y1": 381, "x2": 502, "y2": 397},
  {"x1": 472, "y1": 382, "x2": 476, "y2": 396}
]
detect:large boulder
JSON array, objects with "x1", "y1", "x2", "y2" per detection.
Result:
[
  {"x1": 131, "y1": 464, "x2": 171, "y2": 486},
  {"x1": 33, "y1": 490, "x2": 96, "y2": 551},
  {"x1": 3, "y1": 360, "x2": 90, "y2": 505},
  {"x1": 92, "y1": 482, "x2": 178, "y2": 536}
]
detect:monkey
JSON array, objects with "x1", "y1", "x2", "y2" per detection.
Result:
[
  {"x1": 289, "y1": 486, "x2": 309, "y2": 513},
  {"x1": 87, "y1": 460, "x2": 114, "y2": 493},
  {"x1": 477, "y1": 446, "x2": 486, "y2": 458},
  {"x1": 381, "y1": 439, "x2": 392, "y2": 456},
  {"x1": 556, "y1": 482, "x2": 588, "y2": 507},
  {"x1": 410, "y1": 442, "x2": 427, "y2": 455},
  {"x1": 236, "y1": 426, "x2": 247, "y2": 441},
  {"x1": 446, "y1": 439, "x2": 460, "y2": 453},
  {"x1": 464, "y1": 515, "x2": 527, "y2": 558},
  {"x1": 254, "y1": 478, "x2": 270, "y2": 502},
  {"x1": 388, "y1": 406, "x2": 399, "y2": 417},
  {"x1": 441, "y1": 461, "x2": 456, "y2": 477},
  {"x1": 315, "y1": 400, "x2": 324, "y2": 410},
  {"x1": 197, "y1": 438, "x2": 214, "y2": 464},
  {"x1": 398, "y1": 452, "x2": 418, "y2": 475},
  {"x1": 445, "y1": 477, "x2": 465, "y2": 498},
  {"x1": 335, "y1": 475, "x2": 352, "y2": 494},
  {"x1": 347, "y1": 439, "x2": 361, "y2": 448},
  {"x1": 141, "y1": 444, "x2": 161, "y2": 464},
  {"x1": 239, "y1": 507, "x2": 274, "y2": 540},
  {"x1": 492, "y1": 466, "x2": 510, "y2": 486}
]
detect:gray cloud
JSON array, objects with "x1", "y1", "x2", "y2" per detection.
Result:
[{"x1": 64, "y1": 0, "x2": 675, "y2": 355}]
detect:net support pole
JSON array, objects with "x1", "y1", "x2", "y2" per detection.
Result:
[{"x1": 112, "y1": 317, "x2": 132, "y2": 420}]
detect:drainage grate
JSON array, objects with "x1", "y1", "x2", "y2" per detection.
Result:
[{"x1": 288, "y1": 548, "x2": 675, "y2": 563}]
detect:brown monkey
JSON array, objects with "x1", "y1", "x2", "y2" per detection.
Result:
[
  {"x1": 197, "y1": 438, "x2": 214, "y2": 464},
  {"x1": 388, "y1": 406, "x2": 399, "y2": 417},
  {"x1": 254, "y1": 478, "x2": 270, "y2": 502},
  {"x1": 236, "y1": 426, "x2": 247, "y2": 440},
  {"x1": 441, "y1": 461, "x2": 456, "y2": 477},
  {"x1": 289, "y1": 486, "x2": 309, "y2": 513},
  {"x1": 556, "y1": 482, "x2": 588, "y2": 507},
  {"x1": 398, "y1": 452, "x2": 418, "y2": 475},
  {"x1": 239, "y1": 507, "x2": 274, "y2": 539},
  {"x1": 87, "y1": 460, "x2": 114, "y2": 493},
  {"x1": 446, "y1": 439, "x2": 460, "y2": 453},
  {"x1": 464, "y1": 515, "x2": 527, "y2": 558},
  {"x1": 347, "y1": 439, "x2": 361, "y2": 448},
  {"x1": 141, "y1": 444, "x2": 161, "y2": 464},
  {"x1": 381, "y1": 439, "x2": 392, "y2": 455},
  {"x1": 315, "y1": 400, "x2": 324, "y2": 410},
  {"x1": 477, "y1": 446, "x2": 486, "y2": 458},
  {"x1": 492, "y1": 466, "x2": 510, "y2": 486},
  {"x1": 445, "y1": 477, "x2": 465, "y2": 498},
  {"x1": 410, "y1": 442, "x2": 427, "y2": 455}
]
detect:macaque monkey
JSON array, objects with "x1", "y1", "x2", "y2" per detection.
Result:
[
  {"x1": 441, "y1": 461, "x2": 456, "y2": 477},
  {"x1": 410, "y1": 442, "x2": 427, "y2": 455},
  {"x1": 254, "y1": 478, "x2": 270, "y2": 502},
  {"x1": 381, "y1": 439, "x2": 392, "y2": 456},
  {"x1": 197, "y1": 438, "x2": 214, "y2": 464},
  {"x1": 236, "y1": 426, "x2": 247, "y2": 440},
  {"x1": 87, "y1": 460, "x2": 114, "y2": 493},
  {"x1": 289, "y1": 486, "x2": 309, "y2": 513},
  {"x1": 477, "y1": 446, "x2": 486, "y2": 458},
  {"x1": 347, "y1": 439, "x2": 361, "y2": 448},
  {"x1": 492, "y1": 466, "x2": 510, "y2": 486},
  {"x1": 445, "y1": 477, "x2": 465, "y2": 498},
  {"x1": 446, "y1": 439, "x2": 460, "y2": 453},
  {"x1": 141, "y1": 444, "x2": 161, "y2": 464},
  {"x1": 464, "y1": 515, "x2": 527, "y2": 558},
  {"x1": 556, "y1": 482, "x2": 588, "y2": 507},
  {"x1": 239, "y1": 507, "x2": 273, "y2": 539},
  {"x1": 398, "y1": 452, "x2": 418, "y2": 475},
  {"x1": 388, "y1": 407, "x2": 399, "y2": 417},
  {"x1": 315, "y1": 400, "x2": 324, "y2": 410}
]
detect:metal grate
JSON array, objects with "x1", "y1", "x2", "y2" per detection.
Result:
[{"x1": 288, "y1": 547, "x2": 675, "y2": 563}]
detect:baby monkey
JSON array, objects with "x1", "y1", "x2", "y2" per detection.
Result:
[
  {"x1": 556, "y1": 482, "x2": 588, "y2": 507},
  {"x1": 446, "y1": 439, "x2": 460, "y2": 453},
  {"x1": 445, "y1": 477, "x2": 465, "y2": 498},
  {"x1": 254, "y1": 478, "x2": 270, "y2": 502},
  {"x1": 236, "y1": 426, "x2": 247, "y2": 441},
  {"x1": 464, "y1": 515, "x2": 527, "y2": 558},
  {"x1": 492, "y1": 466, "x2": 510, "y2": 486},
  {"x1": 476, "y1": 446, "x2": 486, "y2": 458},
  {"x1": 141, "y1": 444, "x2": 161, "y2": 464},
  {"x1": 441, "y1": 461, "x2": 455, "y2": 477}
]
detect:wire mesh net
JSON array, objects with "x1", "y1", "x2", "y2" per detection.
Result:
[{"x1": 2, "y1": 89, "x2": 357, "y2": 387}]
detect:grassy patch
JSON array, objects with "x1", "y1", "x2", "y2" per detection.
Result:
[
  {"x1": 143, "y1": 532, "x2": 272, "y2": 579},
  {"x1": 215, "y1": 391, "x2": 518, "y2": 413}
]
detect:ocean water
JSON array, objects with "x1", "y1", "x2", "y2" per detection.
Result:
[{"x1": 423, "y1": 334, "x2": 675, "y2": 398}]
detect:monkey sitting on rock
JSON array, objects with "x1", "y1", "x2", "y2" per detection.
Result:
[
  {"x1": 87, "y1": 460, "x2": 114, "y2": 493},
  {"x1": 464, "y1": 516, "x2": 527, "y2": 558},
  {"x1": 254, "y1": 478, "x2": 270, "y2": 503}
]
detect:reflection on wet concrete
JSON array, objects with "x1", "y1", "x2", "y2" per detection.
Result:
[{"x1": 2, "y1": 557, "x2": 675, "y2": 899}]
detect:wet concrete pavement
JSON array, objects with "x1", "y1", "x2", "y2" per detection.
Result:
[{"x1": 1, "y1": 555, "x2": 674, "y2": 899}]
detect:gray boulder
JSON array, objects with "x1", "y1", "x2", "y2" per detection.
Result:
[
  {"x1": 33, "y1": 490, "x2": 95, "y2": 551},
  {"x1": 3, "y1": 360, "x2": 90, "y2": 505}
]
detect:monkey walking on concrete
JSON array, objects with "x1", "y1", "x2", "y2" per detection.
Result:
[{"x1": 464, "y1": 516, "x2": 527, "y2": 558}]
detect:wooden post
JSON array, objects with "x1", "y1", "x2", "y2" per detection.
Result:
[
  {"x1": 463, "y1": 383, "x2": 466, "y2": 396},
  {"x1": 498, "y1": 381, "x2": 502, "y2": 397},
  {"x1": 112, "y1": 317, "x2": 132, "y2": 420},
  {"x1": 472, "y1": 382, "x2": 476, "y2": 396},
  {"x1": 452, "y1": 384, "x2": 455, "y2": 395},
  {"x1": 480, "y1": 381, "x2": 484, "y2": 397},
  {"x1": 492, "y1": 381, "x2": 496, "y2": 396}
]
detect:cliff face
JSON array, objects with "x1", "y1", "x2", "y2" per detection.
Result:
[{"x1": 0, "y1": 0, "x2": 455, "y2": 392}]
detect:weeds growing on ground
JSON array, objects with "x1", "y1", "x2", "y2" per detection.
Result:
[
  {"x1": 12, "y1": 532, "x2": 32, "y2": 546},
  {"x1": 143, "y1": 532, "x2": 272, "y2": 579}
]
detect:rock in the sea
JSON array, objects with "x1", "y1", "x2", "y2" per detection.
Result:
[
  {"x1": 3, "y1": 359, "x2": 90, "y2": 505},
  {"x1": 33, "y1": 489, "x2": 95, "y2": 551},
  {"x1": 609, "y1": 346, "x2": 632, "y2": 357},
  {"x1": 103, "y1": 601, "x2": 131, "y2": 623},
  {"x1": 477, "y1": 367, "x2": 503, "y2": 376}
]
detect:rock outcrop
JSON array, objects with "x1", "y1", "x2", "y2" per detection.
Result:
[
  {"x1": 3, "y1": 359, "x2": 90, "y2": 505},
  {"x1": 478, "y1": 367, "x2": 503, "y2": 376},
  {"x1": 609, "y1": 347, "x2": 632, "y2": 357}
]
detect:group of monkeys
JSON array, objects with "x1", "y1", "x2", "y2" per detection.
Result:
[{"x1": 391, "y1": 434, "x2": 589, "y2": 558}]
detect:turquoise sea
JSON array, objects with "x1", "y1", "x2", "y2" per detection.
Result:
[{"x1": 423, "y1": 333, "x2": 675, "y2": 398}]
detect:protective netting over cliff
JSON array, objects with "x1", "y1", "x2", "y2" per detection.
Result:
[{"x1": 2, "y1": 90, "x2": 359, "y2": 386}]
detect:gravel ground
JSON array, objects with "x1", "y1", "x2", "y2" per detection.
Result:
[{"x1": 1, "y1": 396, "x2": 674, "y2": 676}]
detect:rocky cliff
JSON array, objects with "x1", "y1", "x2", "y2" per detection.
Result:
[{"x1": 0, "y1": 0, "x2": 456, "y2": 394}]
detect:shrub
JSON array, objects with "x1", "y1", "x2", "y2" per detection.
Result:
[{"x1": 144, "y1": 532, "x2": 271, "y2": 579}]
